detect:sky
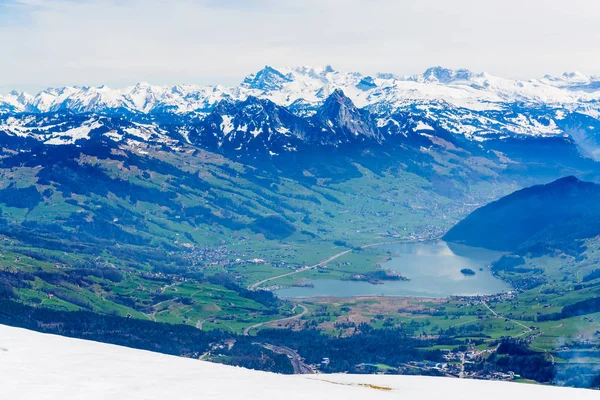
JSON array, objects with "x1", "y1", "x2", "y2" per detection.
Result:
[{"x1": 1, "y1": 0, "x2": 600, "y2": 93}]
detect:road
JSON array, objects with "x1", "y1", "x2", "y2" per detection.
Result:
[
  {"x1": 482, "y1": 301, "x2": 558, "y2": 364},
  {"x1": 247, "y1": 249, "x2": 352, "y2": 291},
  {"x1": 259, "y1": 343, "x2": 314, "y2": 374},
  {"x1": 451, "y1": 318, "x2": 479, "y2": 328},
  {"x1": 481, "y1": 301, "x2": 532, "y2": 335},
  {"x1": 459, "y1": 352, "x2": 466, "y2": 379},
  {"x1": 147, "y1": 298, "x2": 175, "y2": 322},
  {"x1": 243, "y1": 304, "x2": 308, "y2": 336},
  {"x1": 246, "y1": 240, "x2": 407, "y2": 291},
  {"x1": 242, "y1": 241, "x2": 409, "y2": 335},
  {"x1": 196, "y1": 318, "x2": 214, "y2": 330}
]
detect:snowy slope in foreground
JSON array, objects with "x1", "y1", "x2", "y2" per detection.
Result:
[{"x1": 0, "y1": 325, "x2": 596, "y2": 400}]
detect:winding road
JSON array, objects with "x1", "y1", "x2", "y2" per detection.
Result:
[
  {"x1": 196, "y1": 318, "x2": 214, "y2": 330},
  {"x1": 483, "y1": 301, "x2": 556, "y2": 364},
  {"x1": 259, "y1": 343, "x2": 314, "y2": 374},
  {"x1": 243, "y1": 304, "x2": 308, "y2": 336}
]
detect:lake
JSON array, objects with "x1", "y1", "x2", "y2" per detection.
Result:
[{"x1": 276, "y1": 241, "x2": 512, "y2": 298}]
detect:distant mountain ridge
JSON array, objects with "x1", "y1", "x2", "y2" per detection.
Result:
[
  {"x1": 443, "y1": 176, "x2": 600, "y2": 252},
  {"x1": 4, "y1": 65, "x2": 600, "y2": 116},
  {"x1": 1, "y1": 65, "x2": 600, "y2": 149}
]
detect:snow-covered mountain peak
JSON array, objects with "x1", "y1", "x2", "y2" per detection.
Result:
[
  {"x1": 133, "y1": 81, "x2": 153, "y2": 88},
  {"x1": 290, "y1": 65, "x2": 338, "y2": 79},
  {"x1": 1, "y1": 65, "x2": 600, "y2": 142},
  {"x1": 240, "y1": 66, "x2": 293, "y2": 91},
  {"x1": 561, "y1": 71, "x2": 589, "y2": 81},
  {"x1": 327, "y1": 88, "x2": 349, "y2": 101},
  {"x1": 415, "y1": 66, "x2": 479, "y2": 84}
]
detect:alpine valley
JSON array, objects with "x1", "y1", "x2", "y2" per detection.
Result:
[{"x1": 1, "y1": 66, "x2": 599, "y2": 389}]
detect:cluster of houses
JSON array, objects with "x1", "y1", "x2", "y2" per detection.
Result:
[
  {"x1": 381, "y1": 225, "x2": 446, "y2": 241},
  {"x1": 352, "y1": 347, "x2": 519, "y2": 382},
  {"x1": 182, "y1": 246, "x2": 236, "y2": 267}
]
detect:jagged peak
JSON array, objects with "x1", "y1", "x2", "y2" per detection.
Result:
[
  {"x1": 3, "y1": 64, "x2": 600, "y2": 121},
  {"x1": 240, "y1": 65, "x2": 292, "y2": 90},
  {"x1": 317, "y1": 89, "x2": 365, "y2": 120},
  {"x1": 130, "y1": 81, "x2": 155, "y2": 91},
  {"x1": 212, "y1": 95, "x2": 280, "y2": 115},
  {"x1": 323, "y1": 88, "x2": 354, "y2": 106}
]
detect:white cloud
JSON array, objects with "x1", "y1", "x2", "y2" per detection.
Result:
[{"x1": 1, "y1": 0, "x2": 600, "y2": 92}]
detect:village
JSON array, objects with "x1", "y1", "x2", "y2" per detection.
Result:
[{"x1": 355, "y1": 347, "x2": 519, "y2": 382}]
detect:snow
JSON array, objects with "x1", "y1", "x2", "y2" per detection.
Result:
[
  {"x1": 220, "y1": 115, "x2": 234, "y2": 135},
  {"x1": 104, "y1": 130, "x2": 124, "y2": 142},
  {"x1": 555, "y1": 110, "x2": 567, "y2": 120},
  {"x1": 123, "y1": 124, "x2": 158, "y2": 141},
  {"x1": 0, "y1": 325, "x2": 596, "y2": 400},
  {"x1": 250, "y1": 127, "x2": 262, "y2": 137},
  {"x1": 44, "y1": 119, "x2": 103, "y2": 145},
  {"x1": 1, "y1": 65, "x2": 600, "y2": 144},
  {"x1": 415, "y1": 121, "x2": 434, "y2": 131},
  {"x1": 2, "y1": 66, "x2": 600, "y2": 117}
]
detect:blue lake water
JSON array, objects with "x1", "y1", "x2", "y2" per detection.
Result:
[{"x1": 276, "y1": 241, "x2": 511, "y2": 298}]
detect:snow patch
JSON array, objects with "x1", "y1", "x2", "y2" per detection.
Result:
[
  {"x1": 414, "y1": 121, "x2": 434, "y2": 131},
  {"x1": 45, "y1": 120, "x2": 103, "y2": 145},
  {"x1": 220, "y1": 115, "x2": 234, "y2": 135}
]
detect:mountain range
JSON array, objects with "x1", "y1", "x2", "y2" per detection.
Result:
[
  {"x1": 1, "y1": 65, "x2": 600, "y2": 159},
  {"x1": 0, "y1": 65, "x2": 599, "y2": 260}
]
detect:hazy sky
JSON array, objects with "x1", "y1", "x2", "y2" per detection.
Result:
[{"x1": 1, "y1": 0, "x2": 600, "y2": 93}]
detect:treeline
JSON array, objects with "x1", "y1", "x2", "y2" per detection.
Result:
[
  {"x1": 562, "y1": 297, "x2": 600, "y2": 318},
  {"x1": 207, "y1": 274, "x2": 280, "y2": 308},
  {"x1": 252, "y1": 326, "x2": 446, "y2": 373},
  {"x1": 466, "y1": 338, "x2": 555, "y2": 383},
  {"x1": 0, "y1": 299, "x2": 445, "y2": 376},
  {"x1": 37, "y1": 160, "x2": 178, "y2": 208},
  {"x1": 0, "y1": 299, "x2": 227, "y2": 357},
  {"x1": 248, "y1": 215, "x2": 297, "y2": 240},
  {"x1": 0, "y1": 265, "x2": 123, "y2": 301},
  {"x1": 537, "y1": 297, "x2": 600, "y2": 321},
  {"x1": 583, "y1": 269, "x2": 600, "y2": 282},
  {"x1": 0, "y1": 184, "x2": 43, "y2": 209},
  {"x1": 218, "y1": 342, "x2": 294, "y2": 374},
  {"x1": 0, "y1": 270, "x2": 35, "y2": 299}
]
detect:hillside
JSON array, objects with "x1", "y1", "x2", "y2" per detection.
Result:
[
  {"x1": 443, "y1": 176, "x2": 600, "y2": 251},
  {"x1": 0, "y1": 324, "x2": 597, "y2": 400}
]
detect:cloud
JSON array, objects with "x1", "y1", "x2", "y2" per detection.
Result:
[{"x1": 1, "y1": 0, "x2": 600, "y2": 92}]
